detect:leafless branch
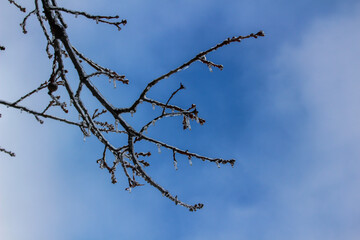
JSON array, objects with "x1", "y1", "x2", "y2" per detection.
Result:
[
  {"x1": 1, "y1": 0, "x2": 264, "y2": 211},
  {"x1": 73, "y1": 47, "x2": 128, "y2": 85},
  {"x1": 0, "y1": 146, "x2": 16, "y2": 157},
  {"x1": 12, "y1": 81, "x2": 48, "y2": 105},
  {"x1": 8, "y1": 0, "x2": 26, "y2": 12},
  {"x1": 0, "y1": 113, "x2": 16, "y2": 157},
  {"x1": 161, "y1": 83, "x2": 185, "y2": 115},
  {"x1": 116, "y1": 31, "x2": 264, "y2": 114},
  {"x1": 0, "y1": 99, "x2": 80, "y2": 127},
  {"x1": 48, "y1": 6, "x2": 127, "y2": 31},
  {"x1": 20, "y1": 9, "x2": 36, "y2": 34}
]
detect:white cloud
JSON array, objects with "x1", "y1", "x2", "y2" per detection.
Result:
[
  {"x1": 259, "y1": 3, "x2": 360, "y2": 239},
  {"x1": 272, "y1": 4, "x2": 360, "y2": 239},
  {"x1": 186, "y1": 2, "x2": 360, "y2": 240}
]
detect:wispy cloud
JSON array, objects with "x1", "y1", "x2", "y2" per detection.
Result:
[{"x1": 204, "y1": 3, "x2": 360, "y2": 240}]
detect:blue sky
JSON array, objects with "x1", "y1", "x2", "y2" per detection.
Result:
[{"x1": 1, "y1": 0, "x2": 360, "y2": 239}]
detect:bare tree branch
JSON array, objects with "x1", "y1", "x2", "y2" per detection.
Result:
[
  {"x1": 118, "y1": 30, "x2": 265, "y2": 114},
  {"x1": 0, "y1": 0, "x2": 265, "y2": 210},
  {"x1": 48, "y1": 6, "x2": 127, "y2": 31},
  {"x1": 0, "y1": 147, "x2": 16, "y2": 157},
  {"x1": 0, "y1": 113, "x2": 16, "y2": 157},
  {"x1": 20, "y1": 9, "x2": 36, "y2": 34},
  {"x1": 8, "y1": 0, "x2": 26, "y2": 12},
  {"x1": 0, "y1": 99, "x2": 80, "y2": 127},
  {"x1": 13, "y1": 81, "x2": 48, "y2": 105}
]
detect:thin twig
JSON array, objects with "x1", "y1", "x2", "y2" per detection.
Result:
[
  {"x1": 120, "y1": 31, "x2": 265, "y2": 114},
  {"x1": 0, "y1": 147, "x2": 16, "y2": 157},
  {"x1": 8, "y1": 0, "x2": 26, "y2": 12},
  {"x1": 162, "y1": 83, "x2": 185, "y2": 115},
  {"x1": 20, "y1": 9, "x2": 36, "y2": 34},
  {"x1": 12, "y1": 81, "x2": 48, "y2": 105},
  {"x1": 128, "y1": 136, "x2": 203, "y2": 211},
  {"x1": 0, "y1": 99, "x2": 80, "y2": 126},
  {"x1": 48, "y1": 6, "x2": 127, "y2": 30}
]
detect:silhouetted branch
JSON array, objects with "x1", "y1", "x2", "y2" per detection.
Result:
[
  {"x1": 0, "y1": 146, "x2": 16, "y2": 157},
  {"x1": 0, "y1": 113, "x2": 16, "y2": 157},
  {"x1": 8, "y1": 0, "x2": 26, "y2": 12},
  {"x1": 13, "y1": 81, "x2": 48, "y2": 105},
  {"x1": 20, "y1": 9, "x2": 36, "y2": 34},
  {"x1": 0, "y1": 99, "x2": 80, "y2": 126},
  {"x1": 0, "y1": 0, "x2": 264, "y2": 211}
]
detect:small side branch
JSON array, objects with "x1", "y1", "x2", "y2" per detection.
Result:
[
  {"x1": 162, "y1": 83, "x2": 185, "y2": 115},
  {"x1": 48, "y1": 6, "x2": 127, "y2": 31},
  {"x1": 20, "y1": 9, "x2": 36, "y2": 34},
  {"x1": 73, "y1": 47, "x2": 128, "y2": 84},
  {"x1": 198, "y1": 55, "x2": 223, "y2": 72},
  {"x1": 127, "y1": 31, "x2": 265, "y2": 112},
  {"x1": 35, "y1": 0, "x2": 52, "y2": 58},
  {"x1": 0, "y1": 100, "x2": 80, "y2": 127},
  {"x1": 12, "y1": 81, "x2": 48, "y2": 105},
  {"x1": 140, "y1": 134, "x2": 235, "y2": 167},
  {"x1": 0, "y1": 146, "x2": 16, "y2": 157},
  {"x1": 128, "y1": 136, "x2": 203, "y2": 211},
  {"x1": 8, "y1": 0, "x2": 26, "y2": 12}
]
